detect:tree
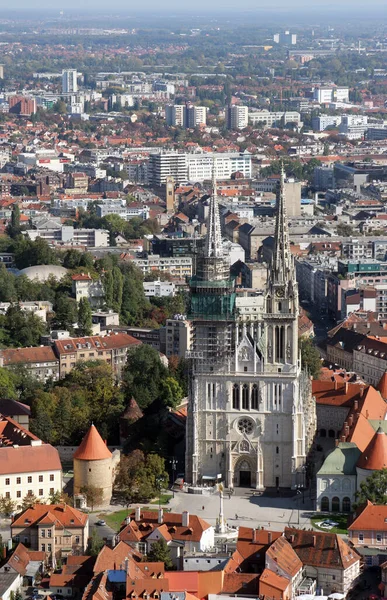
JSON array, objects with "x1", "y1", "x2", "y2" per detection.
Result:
[
  {"x1": 8, "y1": 204, "x2": 21, "y2": 238},
  {"x1": 88, "y1": 528, "x2": 104, "y2": 557},
  {"x1": 115, "y1": 451, "x2": 168, "y2": 503},
  {"x1": 80, "y1": 485, "x2": 104, "y2": 510},
  {"x1": 77, "y1": 298, "x2": 93, "y2": 336},
  {"x1": 103, "y1": 270, "x2": 114, "y2": 309},
  {"x1": 0, "y1": 367, "x2": 18, "y2": 399},
  {"x1": 4, "y1": 304, "x2": 47, "y2": 347},
  {"x1": 123, "y1": 345, "x2": 169, "y2": 409},
  {"x1": 48, "y1": 490, "x2": 71, "y2": 504},
  {"x1": 159, "y1": 377, "x2": 183, "y2": 409},
  {"x1": 54, "y1": 295, "x2": 77, "y2": 330},
  {"x1": 54, "y1": 100, "x2": 68, "y2": 114},
  {"x1": 0, "y1": 495, "x2": 16, "y2": 516},
  {"x1": 337, "y1": 223, "x2": 353, "y2": 237},
  {"x1": 112, "y1": 267, "x2": 123, "y2": 314},
  {"x1": 355, "y1": 468, "x2": 387, "y2": 507},
  {"x1": 21, "y1": 491, "x2": 40, "y2": 510},
  {"x1": 299, "y1": 337, "x2": 321, "y2": 379},
  {"x1": 0, "y1": 265, "x2": 16, "y2": 302},
  {"x1": 146, "y1": 538, "x2": 174, "y2": 569}
]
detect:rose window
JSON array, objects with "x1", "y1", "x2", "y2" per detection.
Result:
[{"x1": 238, "y1": 418, "x2": 254, "y2": 435}]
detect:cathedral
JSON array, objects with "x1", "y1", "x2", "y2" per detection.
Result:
[{"x1": 185, "y1": 167, "x2": 316, "y2": 489}]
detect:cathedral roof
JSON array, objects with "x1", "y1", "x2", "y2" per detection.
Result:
[
  {"x1": 73, "y1": 424, "x2": 112, "y2": 461},
  {"x1": 357, "y1": 427, "x2": 387, "y2": 470}
]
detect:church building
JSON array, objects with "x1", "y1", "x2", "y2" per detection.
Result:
[{"x1": 185, "y1": 166, "x2": 316, "y2": 489}]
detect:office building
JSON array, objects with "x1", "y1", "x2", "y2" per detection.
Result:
[
  {"x1": 273, "y1": 31, "x2": 297, "y2": 45},
  {"x1": 62, "y1": 69, "x2": 78, "y2": 94},
  {"x1": 227, "y1": 105, "x2": 249, "y2": 130},
  {"x1": 313, "y1": 87, "x2": 349, "y2": 104},
  {"x1": 249, "y1": 110, "x2": 301, "y2": 128}
]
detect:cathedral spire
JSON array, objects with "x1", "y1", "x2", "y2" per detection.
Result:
[
  {"x1": 271, "y1": 163, "x2": 294, "y2": 284},
  {"x1": 205, "y1": 157, "x2": 223, "y2": 259}
]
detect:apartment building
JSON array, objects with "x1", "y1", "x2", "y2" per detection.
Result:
[
  {"x1": 96, "y1": 202, "x2": 150, "y2": 220},
  {"x1": 132, "y1": 255, "x2": 193, "y2": 279},
  {"x1": 313, "y1": 86, "x2": 349, "y2": 103},
  {"x1": 148, "y1": 153, "x2": 187, "y2": 186},
  {"x1": 165, "y1": 104, "x2": 207, "y2": 128},
  {"x1": 312, "y1": 115, "x2": 342, "y2": 131},
  {"x1": 227, "y1": 105, "x2": 249, "y2": 130},
  {"x1": 25, "y1": 226, "x2": 109, "y2": 248},
  {"x1": 249, "y1": 110, "x2": 301, "y2": 127},
  {"x1": 12, "y1": 504, "x2": 89, "y2": 558},
  {"x1": 0, "y1": 346, "x2": 60, "y2": 382},
  {"x1": 62, "y1": 69, "x2": 78, "y2": 94},
  {"x1": 143, "y1": 280, "x2": 176, "y2": 298},
  {"x1": 0, "y1": 416, "x2": 62, "y2": 510},
  {"x1": 53, "y1": 332, "x2": 141, "y2": 380},
  {"x1": 165, "y1": 317, "x2": 192, "y2": 358},
  {"x1": 71, "y1": 274, "x2": 105, "y2": 306}
]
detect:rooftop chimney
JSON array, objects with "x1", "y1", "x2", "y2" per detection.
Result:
[
  {"x1": 335, "y1": 439, "x2": 339, "y2": 447},
  {"x1": 268, "y1": 532, "x2": 272, "y2": 544},
  {"x1": 158, "y1": 508, "x2": 164, "y2": 524},
  {"x1": 135, "y1": 506, "x2": 141, "y2": 521},
  {"x1": 348, "y1": 415, "x2": 353, "y2": 426},
  {"x1": 341, "y1": 435, "x2": 346, "y2": 442},
  {"x1": 360, "y1": 387, "x2": 364, "y2": 398},
  {"x1": 312, "y1": 535, "x2": 316, "y2": 547},
  {"x1": 182, "y1": 511, "x2": 189, "y2": 527},
  {"x1": 334, "y1": 380, "x2": 338, "y2": 390},
  {"x1": 354, "y1": 399, "x2": 359, "y2": 410},
  {"x1": 345, "y1": 382, "x2": 349, "y2": 394}
]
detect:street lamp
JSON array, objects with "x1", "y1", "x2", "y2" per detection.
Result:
[
  {"x1": 296, "y1": 488, "x2": 302, "y2": 525},
  {"x1": 169, "y1": 458, "x2": 177, "y2": 498}
]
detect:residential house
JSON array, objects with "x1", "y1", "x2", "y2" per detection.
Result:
[
  {"x1": 0, "y1": 415, "x2": 62, "y2": 509},
  {"x1": 259, "y1": 536, "x2": 304, "y2": 600},
  {"x1": 0, "y1": 398, "x2": 31, "y2": 429},
  {"x1": 284, "y1": 527, "x2": 360, "y2": 595},
  {"x1": 118, "y1": 508, "x2": 214, "y2": 568},
  {"x1": 0, "y1": 346, "x2": 60, "y2": 382},
  {"x1": 72, "y1": 274, "x2": 105, "y2": 307},
  {"x1": 11, "y1": 504, "x2": 89, "y2": 559},
  {"x1": 348, "y1": 502, "x2": 387, "y2": 554},
  {"x1": 0, "y1": 543, "x2": 46, "y2": 586},
  {"x1": 50, "y1": 556, "x2": 96, "y2": 597}
]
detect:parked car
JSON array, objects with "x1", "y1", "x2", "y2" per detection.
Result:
[{"x1": 96, "y1": 519, "x2": 106, "y2": 526}]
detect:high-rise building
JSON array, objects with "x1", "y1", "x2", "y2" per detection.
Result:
[
  {"x1": 148, "y1": 153, "x2": 187, "y2": 186},
  {"x1": 273, "y1": 31, "x2": 297, "y2": 45},
  {"x1": 165, "y1": 103, "x2": 207, "y2": 128},
  {"x1": 227, "y1": 105, "x2": 249, "y2": 130},
  {"x1": 185, "y1": 166, "x2": 316, "y2": 489},
  {"x1": 0, "y1": 65, "x2": 4, "y2": 79},
  {"x1": 9, "y1": 96, "x2": 36, "y2": 116},
  {"x1": 62, "y1": 69, "x2": 78, "y2": 94}
]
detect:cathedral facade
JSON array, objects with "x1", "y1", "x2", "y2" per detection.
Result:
[{"x1": 185, "y1": 168, "x2": 316, "y2": 489}]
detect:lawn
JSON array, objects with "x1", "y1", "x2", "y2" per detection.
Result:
[
  {"x1": 150, "y1": 493, "x2": 173, "y2": 505},
  {"x1": 311, "y1": 513, "x2": 349, "y2": 534}
]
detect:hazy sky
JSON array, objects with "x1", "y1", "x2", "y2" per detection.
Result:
[{"x1": 4, "y1": 0, "x2": 387, "y2": 13}]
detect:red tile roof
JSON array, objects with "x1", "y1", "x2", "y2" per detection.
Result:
[
  {"x1": 119, "y1": 511, "x2": 211, "y2": 545},
  {"x1": 0, "y1": 443, "x2": 61, "y2": 475},
  {"x1": 377, "y1": 372, "x2": 387, "y2": 399},
  {"x1": 284, "y1": 527, "x2": 359, "y2": 570},
  {"x1": 73, "y1": 424, "x2": 112, "y2": 461},
  {"x1": 1, "y1": 346, "x2": 58, "y2": 366},
  {"x1": 357, "y1": 427, "x2": 387, "y2": 470},
  {"x1": 13, "y1": 504, "x2": 87, "y2": 530},
  {"x1": 259, "y1": 568, "x2": 290, "y2": 593},
  {"x1": 266, "y1": 536, "x2": 302, "y2": 577},
  {"x1": 54, "y1": 333, "x2": 140, "y2": 355},
  {"x1": 312, "y1": 380, "x2": 366, "y2": 407},
  {"x1": 348, "y1": 501, "x2": 387, "y2": 532}
]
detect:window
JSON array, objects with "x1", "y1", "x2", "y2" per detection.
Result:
[
  {"x1": 377, "y1": 534, "x2": 382, "y2": 543},
  {"x1": 232, "y1": 384, "x2": 240, "y2": 410},
  {"x1": 75, "y1": 536, "x2": 80, "y2": 544},
  {"x1": 5, "y1": 492, "x2": 10, "y2": 498},
  {"x1": 276, "y1": 446, "x2": 279, "y2": 454},
  {"x1": 41, "y1": 544, "x2": 45, "y2": 551},
  {"x1": 17, "y1": 491, "x2": 21, "y2": 498},
  {"x1": 16, "y1": 477, "x2": 21, "y2": 484},
  {"x1": 332, "y1": 497, "x2": 340, "y2": 512},
  {"x1": 242, "y1": 384, "x2": 249, "y2": 410},
  {"x1": 50, "y1": 475, "x2": 54, "y2": 482},
  {"x1": 251, "y1": 384, "x2": 259, "y2": 410},
  {"x1": 358, "y1": 533, "x2": 364, "y2": 543},
  {"x1": 50, "y1": 488, "x2": 54, "y2": 494},
  {"x1": 48, "y1": 529, "x2": 52, "y2": 538},
  {"x1": 5, "y1": 478, "x2": 9, "y2": 485},
  {"x1": 39, "y1": 489, "x2": 44, "y2": 496},
  {"x1": 237, "y1": 418, "x2": 254, "y2": 435},
  {"x1": 39, "y1": 475, "x2": 43, "y2": 483},
  {"x1": 41, "y1": 530, "x2": 45, "y2": 538},
  {"x1": 47, "y1": 544, "x2": 52, "y2": 552},
  {"x1": 28, "y1": 476, "x2": 32, "y2": 483},
  {"x1": 342, "y1": 497, "x2": 351, "y2": 512},
  {"x1": 321, "y1": 496, "x2": 330, "y2": 512}
]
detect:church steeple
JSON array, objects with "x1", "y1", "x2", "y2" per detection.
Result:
[
  {"x1": 205, "y1": 159, "x2": 223, "y2": 259},
  {"x1": 270, "y1": 164, "x2": 294, "y2": 285}
]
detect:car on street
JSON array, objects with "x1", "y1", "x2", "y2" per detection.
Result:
[{"x1": 96, "y1": 519, "x2": 106, "y2": 526}]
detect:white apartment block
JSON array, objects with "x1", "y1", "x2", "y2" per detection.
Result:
[
  {"x1": 62, "y1": 69, "x2": 78, "y2": 94},
  {"x1": 312, "y1": 115, "x2": 342, "y2": 131},
  {"x1": 166, "y1": 104, "x2": 185, "y2": 127},
  {"x1": 249, "y1": 110, "x2": 301, "y2": 128},
  {"x1": 165, "y1": 317, "x2": 192, "y2": 358},
  {"x1": 227, "y1": 105, "x2": 249, "y2": 130},
  {"x1": 339, "y1": 115, "x2": 368, "y2": 140},
  {"x1": 96, "y1": 202, "x2": 150, "y2": 220},
  {"x1": 313, "y1": 87, "x2": 349, "y2": 104},
  {"x1": 132, "y1": 255, "x2": 192, "y2": 279},
  {"x1": 25, "y1": 226, "x2": 109, "y2": 248},
  {"x1": 165, "y1": 104, "x2": 207, "y2": 128},
  {"x1": 149, "y1": 152, "x2": 252, "y2": 185},
  {"x1": 143, "y1": 280, "x2": 176, "y2": 297}
]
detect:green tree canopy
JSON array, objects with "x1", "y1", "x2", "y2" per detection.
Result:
[
  {"x1": 355, "y1": 467, "x2": 387, "y2": 507},
  {"x1": 123, "y1": 345, "x2": 169, "y2": 409},
  {"x1": 300, "y1": 337, "x2": 321, "y2": 379},
  {"x1": 146, "y1": 538, "x2": 174, "y2": 569},
  {"x1": 77, "y1": 297, "x2": 93, "y2": 336}
]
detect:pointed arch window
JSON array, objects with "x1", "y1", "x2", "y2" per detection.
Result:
[
  {"x1": 251, "y1": 384, "x2": 259, "y2": 410},
  {"x1": 232, "y1": 384, "x2": 240, "y2": 410},
  {"x1": 242, "y1": 384, "x2": 249, "y2": 410}
]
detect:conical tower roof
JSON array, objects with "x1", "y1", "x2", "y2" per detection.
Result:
[
  {"x1": 357, "y1": 427, "x2": 387, "y2": 470},
  {"x1": 74, "y1": 424, "x2": 112, "y2": 461},
  {"x1": 377, "y1": 372, "x2": 387, "y2": 399}
]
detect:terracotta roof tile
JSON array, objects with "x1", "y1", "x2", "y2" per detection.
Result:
[
  {"x1": 0, "y1": 444, "x2": 61, "y2": 475},
  {"x1": 73, "y1": 425, "x2": 112, "y2": 461},
  {"x1": 377, "y1": 372, "x2": 387, "y2": 399},
  {"x1": 12, "y1": 504, "x2": 88, "y2": 529},
  {"x1": 284, "y1": 527, "x2": 359, "y2": 570},
  {"x1": 266, "y1": 536, "x2": 302, "y2": 577},
  {"x1": 349, "y1": 501, "x2": 387, "y2": 532},
  {"x1": 357, "y1": 427, "x2": 387, "y2": 470},
  {"x1": 259, "y1": 568, "x2": 289, "y2": 593}
]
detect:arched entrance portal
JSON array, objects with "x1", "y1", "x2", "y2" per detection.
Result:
[{"x1": 237, "y1": 459, "x2": 251, "y2": 487}]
